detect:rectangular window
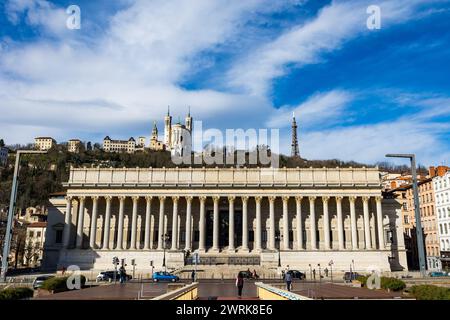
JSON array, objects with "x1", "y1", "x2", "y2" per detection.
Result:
[{"x1": 55, "y1": 230, "x2": 63, "y2": 244}]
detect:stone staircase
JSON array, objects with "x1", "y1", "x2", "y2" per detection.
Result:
[{"x1": 175, "y1": 265, "x2": 279, "y2": 280}]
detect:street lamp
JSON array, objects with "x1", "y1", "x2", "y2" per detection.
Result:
[
  {"x1": 328, "y1": 260, "x2": 334, "y2": 283},
  {"x1": 1, "y1": 150, "x2": 47, "y2": 282},
  {"x1": 386, "y1": 153, "x2": 426, "y2": 277},
  {"x1": 308, "y1": 264, "x2": 312, "y2": 281},
  {"x1": 318, "y1": 263, "x2": 321, "y2": 284},
  {"x1": 161, "y1": 233, "x2": 170, "y2": 272},
  {"x1": 275, "y1": 235, "x2": 281, "y2": 267}
]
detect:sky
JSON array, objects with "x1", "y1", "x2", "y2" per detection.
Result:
[{"x1": 0, "y1": 0, "x2": 450, "y2": 166}]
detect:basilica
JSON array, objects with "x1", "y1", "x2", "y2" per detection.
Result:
[{"x1": 149, "y1": 107, "x2": 192, "y2": 157}]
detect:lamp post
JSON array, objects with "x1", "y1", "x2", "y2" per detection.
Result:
[
  {"x1": 318, "y1": 263, "x2": 321, "y2": 284},
  {"x1": 1, "y1": 150, "x2": 47, "y2": 282},
  {"x1": 309, "y1": 264, "x2": 312, "y2": 281},
  {"x1": 275, "y1": 235, "x2": 281, "y2": 267},
  {"x1": 386, "y1": 153, "x2": 426, "y2": 277},
  {"x1": 328, "y1": 260, "x2": 334, "y2": 283},
  {"x1": 162, "y1": 233, "x2": 170, "y2": 272}
]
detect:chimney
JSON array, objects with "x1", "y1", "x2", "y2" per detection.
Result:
[
  {"x1": 436, "y1": 165, "x2": 449, "y2": 177},
  {"x1": 429, "y1": 166, "x2": 436, "y2": 177}
]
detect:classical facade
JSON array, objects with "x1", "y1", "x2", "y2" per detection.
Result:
[{"x1": 42, "y1": 167, "x2": 407, "y2": 272}]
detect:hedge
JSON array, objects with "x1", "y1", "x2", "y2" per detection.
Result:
[
  {"x1": 409, "y1": 285, "x2": 450, "y2": 300},
  {"x1": 357, "y1": 275, "x2": 406, "y2": 291},
  {"x1": 380, "y1": 277, "x2": 406, "y2": 291},
  {"x1": 41, "y1": 275, "x2": 86, "y2": 292},
  {"x1": 0, "y1": 287, "x2": 34, "y2": 300}
]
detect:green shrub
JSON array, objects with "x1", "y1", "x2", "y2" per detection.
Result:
[
  {"x1": 380, "y1": 277, "x2": 406, "y2": 291},
  {"x1": 0, "y1": 287, "x2": 34, "y2": 300},
  {"x1": 409, "y1": 285, "x2": 450, "y2": 300},
  {"x1": 356, "y1": 275, "x2": 368, "y2": 286},
  {"x1": 41, "y1": 275, "x2": 86, "y2": 292}
]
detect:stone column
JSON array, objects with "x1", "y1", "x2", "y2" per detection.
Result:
[
  {"x1": 185, "y1": 196, "x2": 193, "y2": 251},
  {"x1": 102, "y1": 196, "x2": 112, "y2": 250},
  {"x1": 295, "y1": 196, "x2": 303, "y2": 250},
  {"x1": 89, "y1": 196, "x2": 99, "y2": 248},
  {"x1": 228, "y1": 196, "x2": 236, "y2": 252},
  {"x1": 212, "y1": 196, "x2": 220, "y2": 252},
  {"x1": 171, "y1": 196, "x2": 179, "y2": 250},
  {"x1": 241, "y1": 196, "x2": 249, "y2": 252},
  {"x1": 157, "y1": 196, "x2": 166, "y2": 250},
  {"x1": 76, "y1": 196, "x2": 86, "y2": 249},
  {"x1": 130, "y1": 196, "x2": 139, "y2": 250},
  {"x1": 336, "y1": 196, "x2": 345, "y2": 250},
  {"x1": 198, "y1": 196, "x2": 206, "y2": 252},
  {"x1": 144, "y1": 196, "x2": 152, "y2": 250},
  {"x1": 63, "y1": 196, "x2": 73, "y2": 248},
  {"x1": 255, "y1": 196, "x2": 262, "y2": 251},
  {"x1": 362, "y1": 196, "x2": 372, "y2": 249},
  {"x1": 116, "y1": 196, "x2": 125, "y2": 250},
  {"x1": 282, "y1": 196, "x2": 289, "y2": 250},
  {"x1": 349, "y1": 196, "x2": 358, "y2": 250},
  {"x1": 309, "y1": 196, "x2": 317, "y2": 250},
  {"x1": 376, "y1": 196, "x2": 385, "y2": 250},
  {"x1": 268, "y1": 196, "x2": 276, "y2": 250},
  {"x1": 322, "y1": 196, "x2": 331, "y2": 250}
]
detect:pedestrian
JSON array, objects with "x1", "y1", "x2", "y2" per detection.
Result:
[
  {"x1": 312, "y1": 269, "x2": 316, "y2": 280},
  {"x1": 119, "y1": 265, "x2": 126, "y2": 284},
  {"x1": 285, "y1": 271, "x2": 292, "y2": 291},
  {"x1": 281, "y1": 270, "x2": 285, "y2": 280},
  {"x1": 236, "y1": 272, "x2": 244, "y2": 298},
  {"x1": 253, "y1": 269, "x2": 259, "y2": 280},
  {"x1": 324, "y1": 268, "x2": 329, "y2": 277},
  {"x1": 61, "y1": 266, "x2": 66, "y2": 275},
  {"x1": 191, "y1": 270, "x2": 196, "y2": 282}
]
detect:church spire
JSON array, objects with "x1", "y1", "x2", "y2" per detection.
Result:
[{"x1": 291, "y1": 112, "x2": 300, "y2": 157}]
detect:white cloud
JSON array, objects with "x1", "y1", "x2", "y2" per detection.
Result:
[
  {"x1": 1, "y1": 0, "x2": 449, "y2": 167},
  {"x1": 266, "y1": 90, "x2": 354, "y2": 128},
  {"x1": 5, "y1": 0, "x2": 68, "y2": 36},
  {"x1": 227, "y1": 0, "x2": 442, "y2": 96}
]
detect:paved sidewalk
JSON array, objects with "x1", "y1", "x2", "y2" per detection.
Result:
[{"x1": 34, "y1": 281, "x2": 170, "y2": 300}]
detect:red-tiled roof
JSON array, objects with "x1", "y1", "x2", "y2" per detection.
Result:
[{"x1": 28, "y1": 222, "x2": 47, "y2": 228}]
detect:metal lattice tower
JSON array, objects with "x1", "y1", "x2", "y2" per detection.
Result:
[{"x1": 291, "y1": 112, "x2": 299, "y2": 157}]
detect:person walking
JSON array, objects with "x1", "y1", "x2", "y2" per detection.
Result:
[
  {"x1": 236, "y1": 272, "x2": 244, "y2": 298},
  {"x1": 324, "y1": 268, "x2": 329, "y2": 277},
  {"x1": 119, "y1": 265, "x2": 126, "y2": 284},
  {"x1": 285, "y1": 271, "x2": 292, "y2": 291},
  {"x1": 312, "y1": 269, "x2": 316, "y2": 281},
  {"x1": 191, "y1": 270, "x2": 196, "y2": 282}
]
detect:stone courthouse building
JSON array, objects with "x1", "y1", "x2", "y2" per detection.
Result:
[{"x1": 42, "y1": 166, "x2": 408, "y2": 272}]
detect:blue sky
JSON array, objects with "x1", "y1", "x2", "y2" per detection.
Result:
[{"x1": 0, "y1": 0, "x2": 449, "y2": 166}]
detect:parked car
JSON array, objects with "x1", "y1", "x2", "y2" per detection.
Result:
[
  {"x1": 238, "y1": 271, "x2": 253, "y2": 279},
  {"x1": 343, "y1": 272, "x2": 362, "y2": 282},
  {"x1": 152, "y1": 271, "x2": 180, "y2": 282},
  {"x1": 429, "y1": 271, "x2": 448, "y2": 277},
  {"x1": 96, "y1": 271, "x2": 132, "y2": 282},
  {"x1": 33, "y1": 275, "x2": 55, "y2": 289},
  {"x1": 287, "y1": 270, "x2": 306, "y2": 280}
]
